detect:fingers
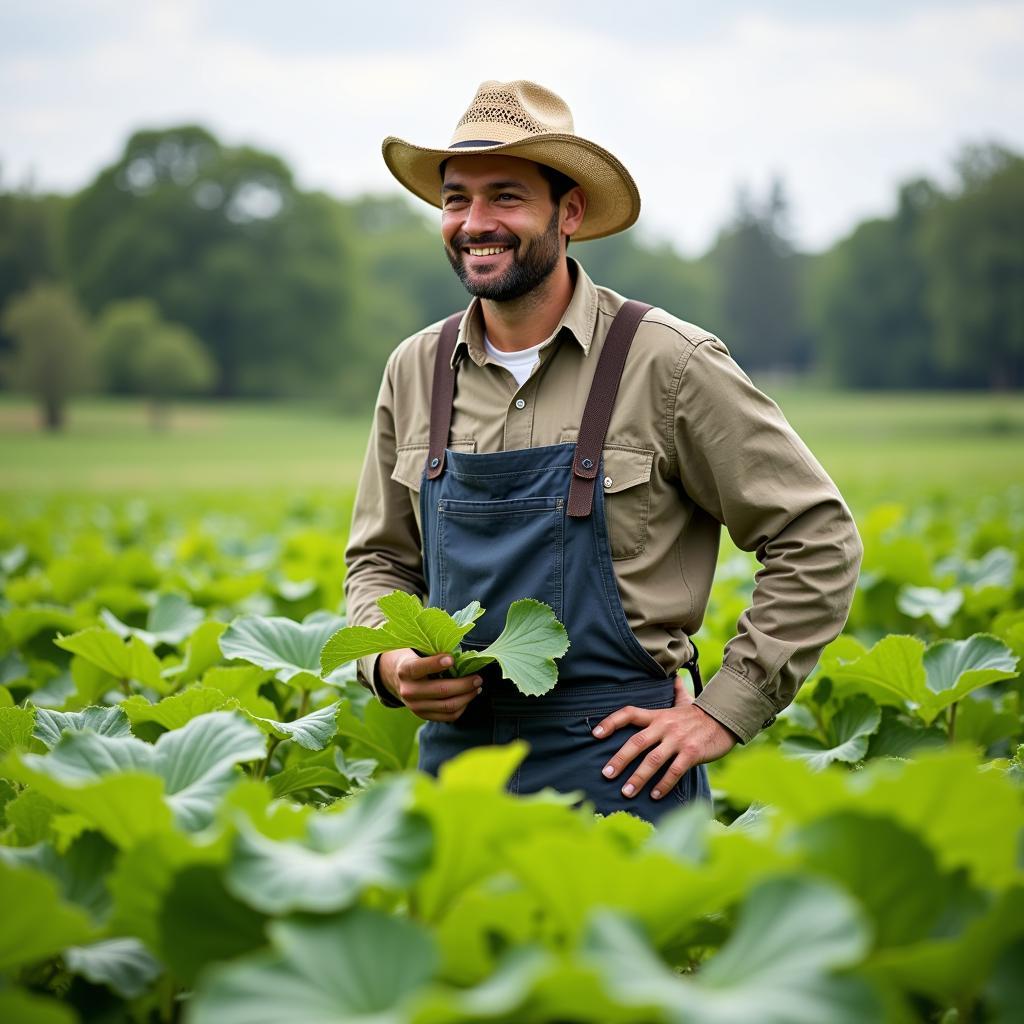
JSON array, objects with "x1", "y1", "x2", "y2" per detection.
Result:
[
  {"x1": 599, "y1": 721, "x2": 662, "y2": 784},
  {"x1": 402, "y1": 652, "x2": 457, "y2": 681},
  {"x1": 403, "y1": 676, "x2": 482, "y2": 721},
  {"x1": 402, "y1": 671, "x2": 482, "y2": 703},
  {"x1": 393, "y1": 653, "x2": 483, "y2": 721},
  {"x1": 590, "y1": 705, "x2": 653, "y2": 740}
]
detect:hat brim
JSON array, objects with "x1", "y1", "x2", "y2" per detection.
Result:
[{"x1": 381, "y1": 134, "x2": 640, "y2": 242}]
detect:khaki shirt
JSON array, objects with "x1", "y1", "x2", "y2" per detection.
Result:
[{"x1": 344, "y1": 259, "x2": 863, "y2": 742}]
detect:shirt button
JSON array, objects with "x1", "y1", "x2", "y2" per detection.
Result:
[
  {"x1": 514, "y1": 398, "x2": 526, "y2": 409},
  {"x1": 603, "y1": 476, "x2": 613, "y2": 488}
]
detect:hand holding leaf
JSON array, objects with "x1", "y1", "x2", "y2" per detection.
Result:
[{"x1": 320, "y1": 593, "x2": 569, "y2": 697}]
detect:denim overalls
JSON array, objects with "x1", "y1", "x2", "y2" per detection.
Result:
[{"x1": 416, "y1": 301, "x2": 711, "y2": 823}]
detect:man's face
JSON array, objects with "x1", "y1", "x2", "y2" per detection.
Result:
[{"x1": 441, "y1": 154, "x2": 563, "y2": 302}]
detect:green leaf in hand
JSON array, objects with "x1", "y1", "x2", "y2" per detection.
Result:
[{"x1": 321, "y1": 594, "x2": 568, "y2": 698}]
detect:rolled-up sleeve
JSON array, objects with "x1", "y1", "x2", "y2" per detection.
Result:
[
  {"x1": 676, "y1": 339, "x2": 863, "y2": 742},
  {"x1": 343, "y1": 351, "x2": 426, "y2": 705}
]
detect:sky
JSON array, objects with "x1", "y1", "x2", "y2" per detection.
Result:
[{"x1": 2, "y1": 0, "x2": 1022, "y2": 255}]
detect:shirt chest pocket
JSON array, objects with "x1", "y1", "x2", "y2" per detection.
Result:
[
  {"x1": 600, "y1": 446, "x2": 655, "y2": 560},
  {"x1": 391, "y1": 439, "x2": 477, "y2": 494}
]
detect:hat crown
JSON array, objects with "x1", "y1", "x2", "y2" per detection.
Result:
[{"x1": 451, "y1": 80, "x2": 575, "y2": 146}]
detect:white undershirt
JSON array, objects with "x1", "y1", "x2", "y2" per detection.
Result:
[{"x1": 483, "y1": 333, "x2": 546, "y2": 388}]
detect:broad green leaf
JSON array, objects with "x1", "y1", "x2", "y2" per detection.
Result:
[
  {"x1": 241, "y1": 700, "x2": 340, "y2": 750},
  {"x1": 716, "y1": 746, "x2": 1024, "y2": 890},
  {"x1": 101, "y1": 592, "x2": 205, "y2": 647},
  {"x1": 0, "y1": 657, "x2": 27, "y2": 690},
  {"x1": 866, "y1": 710, "x2": 946, "y2": 759},
  {"x1": 0, "y1": 989, "x2": 77, "y2": 1024},
  {"x1": 789, "y1": 812, "x2": 947, "y2": 947},
  {"x1": 107, "y1": 830, "x2": 228, "y2": 948},
  {"x1": 0, "y1": 860, "x2": 94, "y2": 971},
  {"x1": 54, "y1": 628, "x2": 164, "y2": 691},
  {"x1": 377, "y1": 590, "x2": 478, "y2": 655},
  {"x1": 938, "y1": 547, "x2": 1017, "y2": 589},
  {"x1": 163, "y1": 620, "x2": 229, "y2": 684},
  {"x1": 865, "y1": 886, "x2": 1024, "y2": 1004},
  {"x1": 189, "y1": 909, "x2": 438, "y2": 1024},
  {"x1": 225, "y1": 779, "x2": 432, "y2": 914},
  {"x1": 64, "y1": 937, "x2": 162, "y2": 998},
  {"x1": 985, "y1": 937, "x2": 1024, "y2": 1024},
  {"x1": 451, "y1": 601, "x2": 484, "y2": 628},
  {"x1": 3, "y1": 604, "x2": 80, "y2": 647},
  {"x1": 200, "y1": 664, "x2": 271, "y2": 701},
  {"x1": 0, "y1": 830, "x2": 116, "y2": 922},
  {"x1": 827, "y1": 634, "x2": 928, "y2": 713},
  {"x1": 1, "y1": 787, "x2": 59, "y2": 844},
  {"x1": 221, "y1": 611, "x2": 346, "y2": 685},
  {"x1": 923, "y1": 633, "x2": 1017, "y2": 699},
  {"x1": 955, "y1": 693, "x2": 1020, "y2": 751},
  {"x1": 158, "y1": 865, "x2": 266, "y2": 985},
  {"x1": 429, "y1": 881, "x2": 545, "y2": 986},
  {"x1": 121, "y1": 686, "x2": 232, "y2": 731},
  {"x1": 9, "y1": 711, "x2": 266, "y2": 833},
  {"x1": 0, "y1": 704, "x2": 37, "y2": 756},
  {"x1": 471, "y1": 599, "x2": 570, "y2": 697},
  {"x1": 3, "y1": 769, "x2": 171, "y2": 847},
  {"x1": 412, "y1": 744, "x2": 583, "y2": 925},
  {"x1": 321, "y1": 594, "x2": 568, "y2": 697},
  {"x1": 153, "y1": 712, "x2": 268, "y2": 829},
  {"x1": 585, "y1": 877, "x2": 878, "y2": 1024},
  {"x1": 33, "y1": 705, "x2": 131, "y2": 749},
  {"x1": 267, "y1": 764, "x2": 351, "y2": 799},
  {"x1": 335, "y1": 698, "x2": 421, "y2": 772},
  {"x1": 320, "y1": 591, "x2": 475, "y2": 669},
  {"x1": 896, "y1": 585, "x2": 963, "y2": 627},
  {"x1": 437, "y1": 741, "x2": 529, "y2": 792},
  {"x1": 780, "y1": 695, "x2": 881, "y2": 770}
]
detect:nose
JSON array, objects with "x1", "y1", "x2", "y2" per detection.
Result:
[{"x1": 462, "y1": 197, "x2": 497, "y2": 238}]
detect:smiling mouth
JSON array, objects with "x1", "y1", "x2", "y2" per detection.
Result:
[{"x1": 464, "y1": 246, "x2": 511, "y2": 257}]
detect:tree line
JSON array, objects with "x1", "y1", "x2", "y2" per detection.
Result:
[{"x1": 0, "y1": 126, "x2": 1020, "y2": 429}]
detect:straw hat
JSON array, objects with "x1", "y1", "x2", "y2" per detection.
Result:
[{"x1": 382, "y1": 80, "x2": 640, "y2": 241}]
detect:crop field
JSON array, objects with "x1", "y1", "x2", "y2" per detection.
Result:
[{"x1": 1, "y1": 391, "x2": 1023, "y2": 1023}]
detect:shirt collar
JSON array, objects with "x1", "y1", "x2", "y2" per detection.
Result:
[{"x1": 451, "y1": 257, "x2": 600, "y2": 368}]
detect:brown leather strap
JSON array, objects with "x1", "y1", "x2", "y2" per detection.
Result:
[
  {"x1": 567, "y1": 300, "x2": 652, "y2": 518},
  {"x1": 425, "y1": 311, "x2": 465, "y2": 480}
]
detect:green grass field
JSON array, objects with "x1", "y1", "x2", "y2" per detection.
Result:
[{"x1": 2, "y1": 390, "x2": 1022, "y2": 512}]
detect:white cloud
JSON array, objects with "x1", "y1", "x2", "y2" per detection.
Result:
[{"x1": 1, "y1": 0, "x2": 1021, "y2": 253}]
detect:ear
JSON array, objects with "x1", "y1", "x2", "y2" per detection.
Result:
[{"x1": 560, "y1": 185, "x2": 587, "y2": 239}]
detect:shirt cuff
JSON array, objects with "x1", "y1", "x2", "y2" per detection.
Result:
[
  {"x1": 693, "y1": 665, "x2": 778, "y2": 744},
  {"x1": 357, "y1": 653, "x2": 405, "y2": 708}
]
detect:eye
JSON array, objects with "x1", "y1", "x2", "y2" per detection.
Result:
[{"x1": 443, "y1": 194, "x2": 467, "y2": 206}]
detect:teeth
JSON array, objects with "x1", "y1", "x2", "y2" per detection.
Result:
[{"x1": 468, "y1": 247, "x2": 508, "y2": 256}]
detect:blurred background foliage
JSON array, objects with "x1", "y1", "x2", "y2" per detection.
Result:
[{"x1": 0, "y1": 125, "x2": 1021, "y2": 431}]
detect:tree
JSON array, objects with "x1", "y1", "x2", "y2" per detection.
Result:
[
  {"x1": 0, "y1": 172, "x2": 68, "y2": 366},
  {"x1": 810, "y1": 179, "x2": 941, "y2": 388},
  {"x1": 1, "y1": 283, "x2": 94, "y2": 430},
  {"x1": 708, "y1": 178, "x2": 805, "y2": 372},
  {"x1": 132, "y1": 322, "x2": 215, "y2": 430},
  {"x1": 95, "y1": 298, "x2": 214, "y2": 428},
  {"x1": 921, "y1": 145, "x2": 1024, "y2": 389},
  {"x1": 65, "y1": 127, "x2": 354, "y2": 398}
]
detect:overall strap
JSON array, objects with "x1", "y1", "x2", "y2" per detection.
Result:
[
  {"x1": 425, "y1": 311, "x2": 465, "y2": 480},
  {"x1": 568, "y1": 300, "x2": 653, "y2": 518}
]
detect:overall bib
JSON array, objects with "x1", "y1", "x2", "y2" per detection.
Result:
[{"x1": 416, "y1": 301, "x2": 711, "y2": 824}]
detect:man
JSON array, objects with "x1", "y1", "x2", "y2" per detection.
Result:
[{"x1": 344, "y1": 80, "x2": 862, "y2": 823}]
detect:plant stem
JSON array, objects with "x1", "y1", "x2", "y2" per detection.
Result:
[
  {"x1": 948, "y1": 701, "x2": 958, "y2": 744},
  {"x1": 258, "y1": 736, "x2": 280, "y2": 780},
  {"x1": 297, "y1": 688, "x2": 310, "y2": 719}
]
